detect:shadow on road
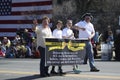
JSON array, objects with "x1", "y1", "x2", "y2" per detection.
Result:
[
  {"x1": 6, "y1": 74, "x2": 44, "y2": 80},
  {"x1": 6, "y1": 73, "x2": 68, "y2": 80},
  {"x1": 6, "y1": 71, "x2": 84, "y2": 80},
  {"x1": 95, "y1": 59, "x2": 120, "y2": 62}
]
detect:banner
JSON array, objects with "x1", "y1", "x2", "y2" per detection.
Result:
[{"x1": 45, "y1": 38, "x2": 87, "y2": 66}]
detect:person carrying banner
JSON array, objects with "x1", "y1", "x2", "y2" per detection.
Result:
[
  {"x1": 32, "y1": 16, "x2": 53, "y2": 77},
  {"x1": 50, "y1": 20, "x2": 65, "y2": 75},
  {"x1": 62, "y1": 20, "x2": 75, "y2": 39},
  {"x1": 74, "y1": 13, "x2": 100, "y2": 72},
  {"x1": 62, "y1": 20, "x2": 80, "y2": 73}
]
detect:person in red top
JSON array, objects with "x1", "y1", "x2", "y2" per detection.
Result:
[{"x1": 0, "y1": 47, "x2": 5, "y2": 57}]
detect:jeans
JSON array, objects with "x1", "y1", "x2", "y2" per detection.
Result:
[
  {"x1": 38, "y1": 46, "x2": 49, "y2": 75},
  {"x1": 85, "y1": 41, "x2": 95, "y2": 69}
]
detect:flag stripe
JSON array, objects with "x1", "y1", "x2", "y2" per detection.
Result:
[
  {"x1": 0, "y1": 28, "x2": 32, "y2": 32},
  {"x1": 11, "y1": 10, "x2": 52, "y2": 15},
  {"x1": 12, "y1": 0, "x2": 51, "y2": 3},
  {"x1": 0, "y1": 24, "x2": 33, "y2": 28},
  {"x1": 0, "y1": 32, "x2": 16, "y2": 37},
  {"x1": 0, "y1": 28, "x2": 17, "y2": 32},
  {"x1": 0, "y1": 23, "x2": 52, "y2": 29},
  {"x1": 0, "y1": 19, "x2": 52, "y2": 24},
  {"x1": 0, "y1": 14, "x2": 52, "y2": 20},
  {"x1": 12, "y1": 5, "x2": 52, "y2": 12},
  {"x1": 0, "y1": 20, "x2": 41, "y2": 24},
  {"x1": 12, "y1": 1, "x2": 52, "y2": 7}
]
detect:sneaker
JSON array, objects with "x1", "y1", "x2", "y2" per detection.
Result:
[
  {"x1": 58, "y1": 71, "x2": 66, "y2": 76},
  {"x1": 50, "y1": 70, "x2": 58, "y2": 74},
  {"x1": 46, "y1": 73, "x2": 50, "y2": 76},
  {"x1": 59, "y1": 71, "x2": 66, "y2": 74},
  {"x1": 90, "y1": 67, "x2": 100, "y2": 72},
  {"x1": 58, "y1": 69, "x2": 66, "y2": 75},
  {"x1": 73, "y1": 68, "x2": 81, "y2": 74}
]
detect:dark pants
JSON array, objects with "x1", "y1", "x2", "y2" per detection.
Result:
[
  {"x1": 38, "y1": 46, "x2": 49, "y2": 75},
  {"x1": 51, "y1": 65, "x2": 62, "y2": 72}
]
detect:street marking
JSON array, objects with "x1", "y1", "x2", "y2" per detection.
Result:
[
  {"x1": 65, "y1": 74, "x2": 120, "y2": 79},
  {"x1": 0, "y1": 70, "x2": 120, "y2": 79},
  {"x1": 0, "y1": 70, "x2": 38, "y2": 75}
]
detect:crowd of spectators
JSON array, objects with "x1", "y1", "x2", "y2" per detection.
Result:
[{"x1": 0, "y1": 29, "x2": 40, "y2": 58}]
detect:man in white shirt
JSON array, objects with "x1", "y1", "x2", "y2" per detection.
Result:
[
  {"x1": 32, "y1": 16, "x2": 53, "y2": 77},
  {"x1": 74, "y1": 13, "x2": 100, "y2": 72}
]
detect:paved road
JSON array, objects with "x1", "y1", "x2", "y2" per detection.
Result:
[{"x1": 0, "y1": 58, "x2": 120, "y2": 80}]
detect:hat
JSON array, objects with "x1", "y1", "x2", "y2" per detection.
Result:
[{"x1": 81, "y1": 13, "x2": 93, "y2": 20}]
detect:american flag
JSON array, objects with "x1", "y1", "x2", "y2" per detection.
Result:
[{"x1": 0, "y1": 0, "x2": 52, "y2": 39}]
